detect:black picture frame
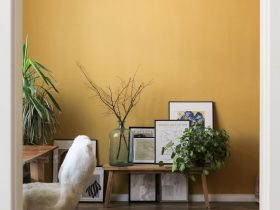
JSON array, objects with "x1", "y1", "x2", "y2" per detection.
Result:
[{"x1": 168, "y1": 101, "x2": 214, "y2": 128}]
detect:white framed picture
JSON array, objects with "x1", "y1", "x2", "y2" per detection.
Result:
[
  {"x1": 53, "y1": 139, "x2": 97, "y2": 182},
  {"x1": 129, "y1": 173, "x2": 157, "y2": 202},
  {"x1": 160, "y1": 173, "x2": 188, "y2": 202},
  {"x1": 80, "y1": 166, "x2": 104, "y2": 202},
  {"x1": 133, "y1": 137, "x2": 155, "y2": 163},
  {"x1": 169, "y1": 101, "x2": 213, "y2": 128},
  {"x1": 155, "y1": 120, "x2": 189, "y2": 163}
]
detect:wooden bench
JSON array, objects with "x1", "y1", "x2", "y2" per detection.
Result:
[{"x1": 103, "y1": 164, "x2": 210, "y2": 209}]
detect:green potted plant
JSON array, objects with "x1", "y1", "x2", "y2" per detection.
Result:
[
  {"x1": 160, "y1": 123, "x2": 230, "y2": 179},
  {"x1": 22, "y1": 36, "x2": 61, "y2": 145}
]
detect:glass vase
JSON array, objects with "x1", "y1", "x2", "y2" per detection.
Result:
[{"x1": 109, "y1": 121, "x2": 133, "y2": 166}]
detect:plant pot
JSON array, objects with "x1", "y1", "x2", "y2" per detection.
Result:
[
  {"x1": 194, "y1": 159, "x2": 206, "y2": 167},
  {"x1": 109, "y1": 121, "x2": 133, "y2": 166}
]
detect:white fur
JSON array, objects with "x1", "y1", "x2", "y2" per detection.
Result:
[{"x1": 23, "y1": 135, "x2": 96, "y2": 210}]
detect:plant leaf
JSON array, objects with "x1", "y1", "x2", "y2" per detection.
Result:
[
  {"x1": 179, "y1": 163, "x2": 186, "y2": 172},
  {"x1": 203, "y1": 169, "x2": 209, "y2": 176},
  {"x1": 161, "y1": 147, "x2": 165, "y2": 155},
  {"x1": 29, "y1": 59, "x2": 48, "y2": 83},
  {"x1": 35, "y1": 61, "x2": 51, "y2": 73},
  {"x1": 23, "y1": 35, "x2": 28, "y2": 69},
  {"x1": 190, "y1": 175, "x2": 196, "y2": 182},
  {"x1": 158, "y1": 161, "x2": 164, "y2": 167},
  {"x1": 172, "y1": 164, "x2": 177, "y2": 172},
  {"x1": 43, "y1": 88, "x2": 62, "y2": 111},
  {"x1": 45, "y1": 77, "x2": 58, "y2": 92},
  {"x1": 29, "y1": 96, "x2": 47, "y2": 119}
]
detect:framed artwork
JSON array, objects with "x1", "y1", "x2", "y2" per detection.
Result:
[
  {"x1": 129, "y1": 173, "x2": 157, "y2": 202},
  {"x1": 169, "y1": 101, "x2": 213, "y2": 128},
  {"x1": 155, "y1": 120, "x2": 189, "y2": 163},
  {"x1": 129, "y1": 127, "x2": 155, "y2": 163},
  {"x1": 133, "y1": 137, "x2": 155, "y2": 163},
  {"x1": 53, "y1": 139, "x2": 97, "y2": 182},
  {"x1": 160, "y1": 173, "x2": 188, "y2": 202},
  {"x1": 80, "y1": 166, "x2": 104, "y2": 202}
]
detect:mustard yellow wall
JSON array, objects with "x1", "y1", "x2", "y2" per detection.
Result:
[{"x1": 24, "y1": 0, "x2": 259, "y2": 194}]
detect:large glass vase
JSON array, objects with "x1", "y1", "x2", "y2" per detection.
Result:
[{"x1": 109, "y1": 121, "x2": 133, "y2": 166}]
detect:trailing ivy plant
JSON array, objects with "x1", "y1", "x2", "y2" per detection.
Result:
[
  {"x1": 160, "y1": 123, "x2": 230, "y2": 180},
  {"x1": 22, "y1": 36, "x2": 61, "y2": 144}
]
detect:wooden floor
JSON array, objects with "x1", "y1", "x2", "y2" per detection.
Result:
[{"x1": 76, "y1": 202, "x2": 259, "y2": 210}]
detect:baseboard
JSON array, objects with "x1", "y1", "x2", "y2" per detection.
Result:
[
  {"x1": 189, "y1": 194, "x2": 256, "y2": 202},
  {"x1": 111, "y1": 194, "x2": 256, "y2": 202}
]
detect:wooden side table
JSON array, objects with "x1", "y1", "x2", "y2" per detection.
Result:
[
  {"x1": 103, "y1": 164, "x2": 210, "y2": 209},
  {"x1": 23, "y1": 145, "x2": 58, "y2": 182}
]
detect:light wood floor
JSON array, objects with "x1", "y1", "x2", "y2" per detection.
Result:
[{"x1": 76, "y1": 202, "x2": 259, "y2": 210}]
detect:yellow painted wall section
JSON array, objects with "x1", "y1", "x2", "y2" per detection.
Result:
[{"x1": 23, "y1": 0, "x2": 259, "y2": 194}]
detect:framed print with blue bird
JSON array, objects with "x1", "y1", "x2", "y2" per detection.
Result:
[{"x1": 169, "y1": 101, "x2": 213, "y2": 128}]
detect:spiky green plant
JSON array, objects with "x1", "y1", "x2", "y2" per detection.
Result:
[{"x1": 22, "y1": 36, "x2": 61, "y2": 144}]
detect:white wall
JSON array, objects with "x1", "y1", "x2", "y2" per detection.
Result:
[
  {"x1": 0, "y1": 0, "x2": 22, "y2": 209},
  {"x1": 261, "y1": 0, "x2": 280, "y2": 209},
  {"x1": 269, "y1": 0, "x2": 280, "y2": 209}
]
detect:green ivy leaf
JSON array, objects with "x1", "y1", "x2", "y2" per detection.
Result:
[
  {"x1": 190, "y1": 175, "x2": 196, "y2": 182},
  {"x1": 161, "y1": 147, "x2": 165, "y2": 155},
  {"x1": 172, "y1": 164, "x2": 177, "y2": 172},
  {"x1": 203, "y1": 169, "x2": 209, "y2": 176},
  {"x1": 166, "y1": 141, "x2": 174, "y2": 148},
  {"x1": 179, "y1": 163, "x2": 186, "y2": 172},
  {"x1": 158, "y1": 161, "x2": 164, "y2": 167}
]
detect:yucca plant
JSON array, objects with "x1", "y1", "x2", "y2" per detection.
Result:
[{"x1": 22, "y1": 36, "x2": 61, "y2": 144}]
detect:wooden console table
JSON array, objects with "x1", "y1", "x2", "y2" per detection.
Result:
[
  {"x1": 23, "y1": 145, "x2": 58, "y2": 182},
  {"x1": 103, "y1": 164, "x2": 210, "y2": 209}
]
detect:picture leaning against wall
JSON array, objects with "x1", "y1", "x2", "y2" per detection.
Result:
[
  {"x1": 169, "y1": 101, "x2": 213, "y2": 128},
  {"x1": 129, "y1": 173, "x2": 157, "y2": 202},
  {"x1": 155, "y1": 120, "x2": 189, "y2": 163}
]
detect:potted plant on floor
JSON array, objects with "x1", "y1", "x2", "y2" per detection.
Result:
[
  {"x1": 22, "y1": 36, "x2": 61, "y2": 145},
  {"x1": 160, "y1": 123, "x2": 230, "y2": 180}
]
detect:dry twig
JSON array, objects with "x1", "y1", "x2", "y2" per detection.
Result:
[{"x1": 78, "y1": 63, "x2": 151, "y2": 124}]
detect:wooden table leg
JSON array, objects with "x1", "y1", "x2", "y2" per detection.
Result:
[
  {"x1": 201, "y1": 173, "x2": 210, "y2": 209},
  {"x1": 105, "y1": 171, "x2": 114, "y2": 208},
  {"x1": 30, "y1": 157, "x2": 48, "y2": 182}
]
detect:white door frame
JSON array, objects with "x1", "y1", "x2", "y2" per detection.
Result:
[
  {"x1": 260, "y1": 0, "x2": 270, "y2": 209},
  {"x1": 260, "y1": 0, "x2": 280, "y2": 209},
  {"x1": 0, "y1": 0, "x2": 22, "y2": 209}
]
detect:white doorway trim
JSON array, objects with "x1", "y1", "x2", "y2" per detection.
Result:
[
  {"x1": 260, "y1": 0, "x2": 270, "y2": 208},
  {"x1": 0, "y1": 0, "x2": 22, "y2": 209},
  {"x1": 260, "y1": 0, "x2": 280, "y2": 209},
  {"x1": 0, "y1": 0, "x2": 278, "y2": 209}
]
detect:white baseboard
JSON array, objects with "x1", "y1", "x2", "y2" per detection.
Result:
[
  {"x1": 189, "y1": 194, "x2": 256, "y2": 202},
  {"x1": 111, "y1": 194, "x2": 256, "y2": 202}
]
